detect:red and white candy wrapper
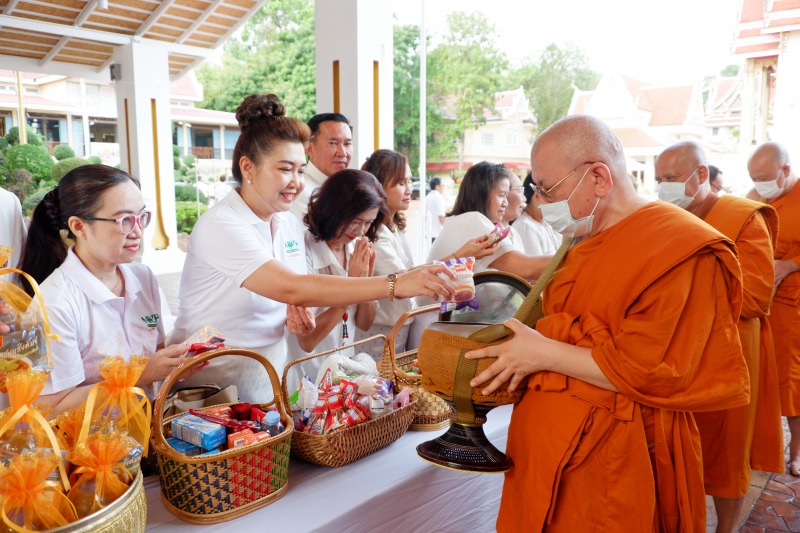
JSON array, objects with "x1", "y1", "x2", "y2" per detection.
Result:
[{"x1": 435, "y1": 256, "x2": 479, "y2": 313}]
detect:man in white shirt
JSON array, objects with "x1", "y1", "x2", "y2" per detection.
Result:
[
  {"x1": 0, "y1": 186, "x2": 26, "y2": 270},
  {"x1": 426, "y1": 177, "x2": 446, "y2": 243},
  {"x1": 291, "y1": 113, "x2": 353, "y2": 219}
]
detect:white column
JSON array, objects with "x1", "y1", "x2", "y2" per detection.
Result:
[
  {"x1": 80, "y1": 79, "x2": 92, "y2": 157},
  {"x1": 218, "y1": 124, "x2": 225, "y2": 161},
  {"x1": 112, "y1": 41, "x2": 179, "y2": 261},
  {"x1": 182, "y1": 123, "x2": 190, "y2": 158},
  {"x1": 314, "y1": 0, "x2": 394, "y2": 166},
  {"x1": 773, "y1": 31, "x2": 800, "y2": 158}
]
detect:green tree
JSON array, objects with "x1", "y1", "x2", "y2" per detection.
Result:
[
  {"x1": 720, "y1": 64, "x2": 740, "y2": 77},
  {"x1": 52, "y1": 157, "x2": 90, "y2": 181},
  {"x1": 4, "y1": 144, "x2": 52, "y2": 182},
  {"x1": 196, "y1": 0, "x2": 316, "y2": 120},
  {"x1": 427, "y1": 12, "x2": 509, "y2": 162},
  {"x1": 510, "y1": 43, "x2": 600, "y2": 132}
]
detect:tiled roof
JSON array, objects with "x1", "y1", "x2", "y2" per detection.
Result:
[
  {"x1": 641, "y1": 86, "x2": 694, "y2": 126},
  {"x1": 613, "y1": 127, "x2": 668, "y2": 148}
]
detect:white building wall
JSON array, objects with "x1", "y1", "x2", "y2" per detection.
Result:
[{"x1": 773, "y1": 31, "x2": 800, "y2": 158}]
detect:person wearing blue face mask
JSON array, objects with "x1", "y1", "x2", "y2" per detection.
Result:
[
  {"x1": 745, "y1": 141, "x2": 800, "y2": 479},
  {"x1": 656, "y1": 140, "x2": 783, "y2": 533}
]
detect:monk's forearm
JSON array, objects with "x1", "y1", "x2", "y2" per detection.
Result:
[{"x1": 541, "y1": 340, "x2": 618, "y2": 392}]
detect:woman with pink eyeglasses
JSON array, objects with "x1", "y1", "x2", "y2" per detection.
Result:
[{"x1": 16, "y1": 165, "x2": 204, "y2": 417}]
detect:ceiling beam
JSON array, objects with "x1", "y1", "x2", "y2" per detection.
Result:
[
  {"x1": 3, "y1": 0, "x2": 21, "y2": 16},
  {"x1": 136, "y1": 0, "x2": 175, "y2": 38},
  {"x1": 40, "y1": 35, "x2": 70, "y2": 66},
  {"x1": 0, "y1": 53, "x2": 111, "y2": 81},
  {"x1": 76, "y1": 0, "x2": 100, "y2": 27},
  {"x1": 0, "y1": 15, "x2": 214, "y2": 57},
  {"x1": 177, "y1": 0, "x2": 226, "y2": 44}
]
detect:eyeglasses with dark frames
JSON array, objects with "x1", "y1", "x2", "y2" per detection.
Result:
[
  {"x1": 529, "y1": 161, "x2": 597, "y2": 201},
  {"x1": 84, "y1": 209, "x2": 152, "y2": 234}
]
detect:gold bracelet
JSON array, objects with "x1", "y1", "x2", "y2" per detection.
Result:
[{"x1": 386, "y1": 273, "x2": 397, "y2": 302}]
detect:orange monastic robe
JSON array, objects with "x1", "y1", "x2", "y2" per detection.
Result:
[
  {"x1": 761, "y1": 183, "x2": 800, "y2": 416},
  {"x1": 694, "y1": 197, "x2": 782, "y2": 498},
  {"x1": 496, "y1": 203, "x2": 749, "y2": 533}
]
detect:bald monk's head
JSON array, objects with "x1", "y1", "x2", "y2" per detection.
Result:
[
  {"x1": 747, "y1": 141, "x2": 796, "y2": 200},
  {"x1": 530, "y1": 114, "x2": 646, "y2": 238},
  {"x1": 654, "y1": 141, "x2": 711, "y2": 215}
]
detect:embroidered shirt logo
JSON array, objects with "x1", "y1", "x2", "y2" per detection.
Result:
[
  {"x1": 284, "y1": 239, "x2": 300, "y2": 256},
  {"x1": 141, "y1": 313, "x2": 160, "y2": 328}
]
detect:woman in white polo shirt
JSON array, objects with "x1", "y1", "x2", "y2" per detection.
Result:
[
  {"x1": 284, "y1": 169, "x2": 385, "y2": 388},
  {"x1": 171, "y1": 94, "x2": 456, "y2": 403},
  {"x1": 17, "y1": 165, "x2": 202, "y2": 417}
]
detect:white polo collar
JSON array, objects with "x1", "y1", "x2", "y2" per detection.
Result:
[
  {"x1": 306, "y1": 236, "x2": 352, "y2": 274},
  {"x1": 305, "y1": 161, "x2": 328, "y2": 189},
  {"x1": 61, "y1": 247, "x2": 143, "y2": 304},
  {"x1": 223, "y1": 189, "x2": 288, "y2": 237}
]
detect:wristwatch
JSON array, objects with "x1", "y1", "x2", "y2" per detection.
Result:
[{"x1": 386, "y1": 273, "x2": 397, "y2": 302}]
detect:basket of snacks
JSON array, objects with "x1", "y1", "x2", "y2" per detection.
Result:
[
  {"x1": 151, "y1": 349, "x2": 292, "y2": 524},
  {"x1": 381, "y1": 305, "x2": 453, "y2": 431},
  {"x1": 281, "y1": 335, "x2": 416, "y2": 467}
]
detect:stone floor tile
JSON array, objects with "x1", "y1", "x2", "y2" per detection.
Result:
[
  {"x1": 772, "y1": 501, "x2": 800, "y2": 517},
  {"x1": 783, "y1": 515, "x2": 800, "y2": 532},
  {"x1": 770, "y1": 480, "x2": 797, "y2": 495},
  {"x1": 754, "y1": 498, "x2": 779, "y2": 515},
  {"x1": 746, "y1": 511, "x2": 789, "y2": 531},
  {"x1": 740, "y1": 527, "x2": 766, "y2": 533},
  {"x1": 761, "y1": 490, "x2": 795, "y2": 503},
  {"x1": 775, "y1": 474, "x2": 800, "y2": 485}
]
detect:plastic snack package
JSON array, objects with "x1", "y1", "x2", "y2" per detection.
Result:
[
  {"x1": 67, "y1": 433, "x2": 135, "y2": 518},
  {"x1": 77, "y1": 355, "x2": 151, "y2": 456},
  {"x1": 434, "y1": 256, "x2": 479, "y2": 314},
  {"x1": 0, "y1": 451, "x2": 78, "y2": 531},
  {"x1": 0, "y1": 248, "x2": 60, "y2": 393}
]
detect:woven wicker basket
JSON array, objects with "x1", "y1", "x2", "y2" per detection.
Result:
[
  {"x1": 381, "y1": 305, "x2": 453, "y2": 431},
  {"x1": 152, "y1": 349, "x2": 292, "y2": 524},
  {"x1": 48, "y1": 471, "x2": 146, "y2": 533},
  {"x1": 281, "y1": 335, "x2": 416, "y2": 467}
]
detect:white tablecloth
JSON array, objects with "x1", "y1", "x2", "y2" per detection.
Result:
[{"x1": 144, "y1": 405, "x2": 512, "y2": 532}]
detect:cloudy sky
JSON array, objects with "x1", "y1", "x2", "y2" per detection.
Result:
[{"x1": 392, "y1": 0, "x2": 743, "y2": 85}]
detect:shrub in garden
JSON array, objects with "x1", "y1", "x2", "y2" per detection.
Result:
[
  {"x1": 22, "y1": 188, "x2": 48, "y2": 217},
  {"x1": 175, "y1": 201, "x2": 208, "y2": 234},
  {"x1": 52, "y1": 144, "x2": 75, "y2": 160},
  {"x1": 5, "y1": 126, "x2": 43, "y2": 146},
  {"x1": 86, "y1": 155, "x2": 102, "y2": 164},
  {"x1": 4, "y1": 144, "x2": 53, "y2": 182},
  {"x1": 52, "y1": 157, "x2": 90, "y2": 181},
  {"x1": 174, "y1": 184, "x2": 207, "y2": 203}
]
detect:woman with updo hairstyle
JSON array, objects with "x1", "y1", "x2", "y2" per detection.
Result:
[
  {"x1": 285, "y1": 169, "x2": 385, "y2": 388},
  {"x1": 358, "y1": 149, "x2": 497, "y2": 354},
  {"x1": 171, "y1": 94, "x2": 457, "y2": 402},
  {"x1": 16, "y1": 164, "x2": 204, "y2": 417}
]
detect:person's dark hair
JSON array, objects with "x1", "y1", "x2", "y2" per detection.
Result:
[
  {"x1": 449, "y1": 162, "x2": 513, "y2": 218},
  {"x1": 429, "y1": 177, "x2": 441, "y2": 191},
  {"x1": 231, "y1": 94, "x2": 311, "y2": 186},
  {"x1": 307, "y1": 113, "x2": 352, "y2": 137},
  {"x1": 522, "y1": 171, "x2": 534, "y2": 204},
  {"x1": 304, "y1": 169, "x2": 387, "y2": 243},
  {"x1": 361, "y1": 149, "x2": 409, "y2": 231},
  {"x1": 709, "y1": 164, "x2": 721, "y2": 182},
  {"x1": 19, "y1": 164, "x2": 140, "y2": 295}
]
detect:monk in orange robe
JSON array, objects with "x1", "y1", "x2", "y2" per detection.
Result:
[
  {"x1": 746, "y1": 141, "x2": 800, "y2": 475},
  {"x1": 656, "y1": 141, "x2": 782, "y2": 533},
  {"x1": 467, "y1": 115, "x2": 749, "y2": 532}
]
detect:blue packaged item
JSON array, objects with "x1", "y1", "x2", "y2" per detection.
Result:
[
  {"x1": 166, "y1": 436, "x2": 202, "y2": 456},
  {"x1": 198, "y1": 449, "x2": 221, "y2": 457},
  {"x1": 171, "y1": 414, "x2": 226, "y2": 451}
]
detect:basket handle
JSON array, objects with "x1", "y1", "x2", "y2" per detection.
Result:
[
  {"x1": 152, "y1": 348, "x2": 288, "y2": 460},
  {"x1": 382, "y1": 304, "x2": 440, "y2": 381},
  {"x1": 280, "y1": 334, "x2": 389, "y2": 407}
]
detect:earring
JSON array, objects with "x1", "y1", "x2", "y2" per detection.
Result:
[{"x1": 246, "y1": 176, "x2": 253, "y2": 185}]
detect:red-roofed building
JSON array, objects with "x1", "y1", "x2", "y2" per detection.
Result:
[
  {"x1": 567, "y1": 72, "x2": 705, "y2": 193},
  {"x1": 0, "y1": 69, "x2": 239, "y2": 171},
  {"x1": 733, "y1": 0, "x2": 799, "y2": 154},
  {"x1": 427, "y1": 87, "x2": 536, "y2": 180}
]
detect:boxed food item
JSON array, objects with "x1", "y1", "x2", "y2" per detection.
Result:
[
  {"x1": 171, "y1": 414, "x2": 226, "y2": 451},
  {"x1": 166, "y1": 436, "x2": 202, "y2": 457}
]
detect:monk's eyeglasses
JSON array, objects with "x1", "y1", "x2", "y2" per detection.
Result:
[{"x1": 529, "y1": 161, "x2": 597, "y2": 201}]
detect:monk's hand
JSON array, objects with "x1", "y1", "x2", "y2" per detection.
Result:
[
  {"x1": 774, "y1": 258, "x2": 800, "y2": 290},
  {"x1": 0, "y1": 301, "x2": 13, "y2": 334},
  {"x1": 465, "y1": 319, "x2": 549, "y2": 396}
]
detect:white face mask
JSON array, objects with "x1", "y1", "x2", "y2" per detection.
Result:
[
  {"x1": 656, "y1": 168, "x2": 699, "y2": 209},
  {"x1": 539, "y1": 167, "x2": 599, "y2": 238},
  {"x1": 754, "y1": 172, "x2": 784, "y2": 199}
]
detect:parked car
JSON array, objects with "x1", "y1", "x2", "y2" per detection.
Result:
[{"x1": 411, "y1": 177, "x2": 432, "y2": 200}]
